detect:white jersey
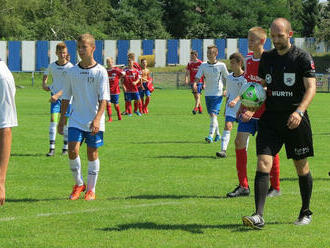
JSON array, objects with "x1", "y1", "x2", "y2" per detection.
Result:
[
  {"x1": 0, "y1": 61, "x2": 18, "y2": 128},
  {"x1": 225, "y1": 73, "x2": 247, "y2": 118},
  {"x1": 62, "y1": 63, "x2": 110, "y2": 132},
  {"x1": 44, "y1": 61, "x2": 74, "y2": 96},
  {"x1": 195, "y1": 61, "x2": 229, "y2": 96}
]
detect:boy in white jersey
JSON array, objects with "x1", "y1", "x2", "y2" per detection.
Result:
[
  {"x1": 0, "y1": 60, "x2": 18, "y2": 205},
  {"x1": 194, "y1": 45, "x2": 229, "y2": 143},
  {"x1": 58, "y1": 33, "x2": 109, "y2": 201},
  {"x1": 42, "y1": 42, "x2": 73, "y2": 156},
  {"x1": 216, "y1": 53, "x2": 247, "y2": 158}
]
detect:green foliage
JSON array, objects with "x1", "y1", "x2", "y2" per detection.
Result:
[{"x1": 301, "y1": 0, "x2": 320, "y2": 37}]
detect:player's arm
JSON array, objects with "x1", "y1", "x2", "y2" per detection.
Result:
[
  {"x1": 42, "y1": 75, "x2": 50, "y2": 91},
  {"x1": 185, "y1": 69, "x2": 190, "y2": 85},
  {"x1": 90, "y1": 100, "x2": 107, "y2": 135},
  {"x1": 229, "y1": 95, "x2": 241, "y2": 108},
  {"x1": 50, "y1": 90, "x2": 63, "y2": 103},
  {"x1": 287, "y1": 76, "x2": 316, "y2": 129}
]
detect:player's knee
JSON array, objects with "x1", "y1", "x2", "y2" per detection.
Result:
[
  {"x1": 68, "y1": 150, "x2": 79, "y2": 160},
  {"x1": 294, "y1": 159, "x2": 309, "y2": 175},
  {"x1": 257, "y1": 155, "x2": 273, "y2": 173}
]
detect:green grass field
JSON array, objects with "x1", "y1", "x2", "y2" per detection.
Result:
[{"x1": 1, "y1": 86, "x2": 329, "y2": 248}]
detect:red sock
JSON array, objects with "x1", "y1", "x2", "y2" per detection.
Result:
[
  {"x1": 106, "y1": 104, "x2": 112, "y2": 118},
  {"x1": 115, "y1": 105, "x2": 121, "y2": 120},
  {"x1": 125, "y1": 101, "x2": 129, "y2": 113},
  {"x1": 134, "y1": 101, "x2": 138, "y2": 112},
  {"x1": 138, "y1": 101, "x2": 143, "y2": 113},
  {"x1": 236, "y1": 148, "x2": 249, "y2": 188},
  {"x1": 145, "y1": 96, "x2": 150, "y2": 108},
  {"x1": 198, "y1": 104, "x2": 202, "y2": 112},
  {"x1": 127, "y1": 102, "x2": 132, "y2": 114},
  {"x1": 270, "y1": 153, "x2": 280, "y2": 191}
]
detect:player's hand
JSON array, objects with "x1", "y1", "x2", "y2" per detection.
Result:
[
  {"x1": 287, "y1": 111, "x2": 302, "y2": 129},
  {"x1": 90, "y1": 119, "x2": 100, "y2": 135},
  {"x1": 42, "y1": 84, "x2": 50, "y2": 91},
  {"x1": 223, "y1": 90, "x2": 227, "y2": 97},
  {"x1": 238, "y1": 109, "x2": 254, "y2": 122},
  {"x1": 229, "y1": 100, "x2": 237, "y2": 108}
]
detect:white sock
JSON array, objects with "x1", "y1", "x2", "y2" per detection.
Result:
[
  {"x1": 63, "y1": 125, "x2": 68, "y2": 150},
  {"x1": 215, "y1": 123, "x2": 220, "y2": 136},
  {"x1": 87, "y1": 159, "x2": 100, "y2": 193},
  {"x1": 221, "y1": 130, "x2": 231, "y2": 151},
  {"x1": 49, "y1": 122, "x2": 57, "y2": 149},
  {"x1": 209, "y1": 116, "x2": 218, "y2": 137},
  {"x1": 246, "y1": 136, "x2": 250, "y2": 151},
  {"x1": 69, "y1": 156, "x2": 84, "y2": 186}
]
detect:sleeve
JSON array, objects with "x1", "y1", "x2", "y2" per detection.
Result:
[
  {"x1": 195, "y1": 64, "x2": 203, "y2": 80},
  {"x1": 222, "y1": 64, "x2": 229, "y2": 78},
  {"x1": 61, "y1": 70, "x2": 72, "y2": 100},
  {"x1": 258, "y1": 54, "x2": 266, "y2": 80},
  {"x1": 299, "y1": 52, "x2": 316, "y2": 78},
  {"x1": 98, "y1": 68, "x2": 110, "y2": 101}
]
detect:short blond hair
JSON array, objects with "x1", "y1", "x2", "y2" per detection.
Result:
[
  {"x1": 207, "y1": 45, "x2": 218, "y2": 52},
  {"x1": 77, "y1": 33, "x2": 95, "y2": 47},
  {"x1": 128, "y1": 52, "x2": 135, "y2": 59},
  {"x1": 248, "y1": 27, "x2": 267, "y2": 40}
]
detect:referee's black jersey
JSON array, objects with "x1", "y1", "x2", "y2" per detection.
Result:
[{"x1": 258, "y1": 45, "x2": 316, "y2": 112}]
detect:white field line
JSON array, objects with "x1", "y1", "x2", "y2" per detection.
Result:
[{"x1": 0, "y1": 201, "x2": 181, "y2": 222}]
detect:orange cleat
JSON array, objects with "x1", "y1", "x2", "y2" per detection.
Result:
[
  {"x1": 84, "y1": 190, "x2": 96, "y2": 201},
  {"x1": 69, "y1": 184, "x2": 86, "y2": 200}
]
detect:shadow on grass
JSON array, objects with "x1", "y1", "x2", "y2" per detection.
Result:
[
  {"x1": 132, "y1": 141, "x2": 202, "y2": 144},
  {"x1": 6, "y1": 197, "x2": 65, "y2": 203},
  {"x1": 280, "y1": 177, "x2": 330, "y2": 182},
  {"x1": 151, "y1": 155, "x2": 215, "y2": 159},
  {"x1": 122, "y1": 194, "x2": 225, "y2": 200},
  {"x1": 98, "y1": 221, "x2": 290, "y2": 234},
  {"x1": 11, "y1": 153, "x2": 44, "y2": 157}
]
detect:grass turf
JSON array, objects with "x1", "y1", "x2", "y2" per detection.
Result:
[{"x1": 1, "y1": 87, "x2": 329, "y2": 247}]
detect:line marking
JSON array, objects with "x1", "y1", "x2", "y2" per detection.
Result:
[{"x1": 0, "y1": 201, "x2": 181, "y2": 222}]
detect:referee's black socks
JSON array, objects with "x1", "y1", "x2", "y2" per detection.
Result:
[
  {"x1": 255, "y1": 171, "x2": 269, "y2": 216},
  {"x1": 298, "y1": 171, "x2": 313, "y2": 216}
]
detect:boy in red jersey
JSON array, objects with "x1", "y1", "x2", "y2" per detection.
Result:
[
  {"x1": 122, "y1": 57, "x2": 142, "y2": 116},
  {"x1": 185, "y1": 50, "x2": 204, "y2": 114},
  {"x1": 106, "y1": 57, "x2": 125, "y2": 122},
  {"x1": 140, "y1": 58, "x2": 152, "y2": 114},
  {"x1": 227, "y1": 27, "x2": 281, "y2": 198}
]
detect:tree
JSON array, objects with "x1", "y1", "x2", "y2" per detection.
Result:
[{"x1": 301, "y1": 0, "x2": 320, "y2": 37}]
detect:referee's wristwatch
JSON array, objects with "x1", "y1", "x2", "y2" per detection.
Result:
[{"x1": 295, "y1": 109, "x2": 304, "y2": 118}]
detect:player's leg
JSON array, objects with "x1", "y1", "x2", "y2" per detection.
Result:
[
  {"x1": 84, "y1": 131, "x2": 104, "y2": 200},
  {"x1": 143, "y1": 89, "x2": 151, "y2": 114},
  {"x1": 0, "y1": 127, "x2": 12, "y2": 205},
  {"x1": 134, "y1": 93, "x2": 142, "y2": 116},
  {"x1": 68, "y1": 128, "x2": 85, "y2": 200},
  {"x1": 216, "y1": 119, "x2": 233, "y2": 158},
  {"x1": 205, "y1": 96, "x2": 222, "y2": 143},
  {"x1": 192, "y1": 92, "x2": 199, "y2": 114},
  {"x1": 47, "y1": 99, "x2": 61, "y2": 156},
  {"x1": 196, "y1": 83, "x2": 203, "y2": 114},
  {"x1": 115, "y1": 103, "x2": 122, "y2": 120},
  {"x1": 122, "y1": 93, "x2": 128, "y2": 115},
  {"x1": 226, "y1": 130, "x2": 250, "y2": 197},
  {"x1": 106, "y1": 100, "x2": 112, "y2": 122},
  {"x1": 267, "y1": 154, "x2": 281, "y2": 197},
  {"x1": 62, "y1": 103, "x2": 71, "y2": 155},
  {"x1": 139, "y1": 89, "x2": 145, "y2": 113}
]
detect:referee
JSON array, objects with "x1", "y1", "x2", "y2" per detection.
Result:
[{"x1": 242, "y1": 18, "x2": 316, "y2": 229}]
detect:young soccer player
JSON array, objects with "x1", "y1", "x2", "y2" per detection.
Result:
[
  {"x1": 226, "y1": 27, "x2": 281, "y2": 198},
  {"x1": 194, "y1": 45, "x2": 229, "y2": 143},
  {"x1": 216, "y1": 53, "x2": 247, "y2": 158},
  {"x1": 57, "y1": 33, "x2": 109, "y2": 201},
  {"x1": 106, "y1": 57, "x2": 124, "y2": 122},
  {"x1": 0, "y1": 59, "x2": 18, "y2": 205},
  {"x1": 139, "y1": 58, "x2": 153, "y2": 114},
  {"x1": 185, "y1": 50, "x2": 204, "y2": 114},
  {"x1": 122, "y1": 57, "x2": 142, "y2": 116},
  {"x1": 42, "y1": 42, "x2": 73, "y2": 156}
]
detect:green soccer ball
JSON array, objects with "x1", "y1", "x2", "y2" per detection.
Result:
[{"x1": 239, "y1": 82, "x2": 266, "y2": 108}]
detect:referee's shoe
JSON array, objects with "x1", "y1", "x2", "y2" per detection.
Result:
[
  {"x1": 242, "y1": 213, "x2": 265, "y2": 230},
  {"x1": 294, "y1": 209, "x2": 312, "y2": 225}
]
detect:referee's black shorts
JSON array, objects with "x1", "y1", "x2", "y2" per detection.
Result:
[{"x1": 256, "y1": 110, "x2": 314, "y2": 160}]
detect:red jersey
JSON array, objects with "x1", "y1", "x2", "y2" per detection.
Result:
[
  {"x1": 186, "y1": 59, "x2": 203, "y2": 83},
  {"x1": 123, "y1": 68, "x2": 140, "y2": 93},
  {"x1": 107, "y1": 67, "x2": 124, "y2": 94},
  {"x1": 244, "y1": 52, "x2": 265, "y2": 118},
  {"x1": 133, "y1": 62, "x2": 142, "y2": 72}
]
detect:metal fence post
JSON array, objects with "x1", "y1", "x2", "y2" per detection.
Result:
[{"x1": 176, "y1": 72, "x2": 180, "y2": 89}]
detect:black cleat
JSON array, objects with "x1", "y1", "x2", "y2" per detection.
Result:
[
  {"x1": 294, "y1": 209, "x2": 312, "y2": 225},
  {"x1": 216, "y1": 151, "x2": 227, "y2": 158},
  {"x1": 226, "y1": 185, "x2": 250, "y2": 198},
  {"x1": 46, "y1": 149, "x2": 55, "y2": 157},
  {"x1": 242, "y1": 213, "x2": 265, "y2": 230},
  {"x1": 192, "y1": 109, "x2": 197, "y2": 115},
  {"x1": 62, "y1": 149, "x2": 68, "y2": 155}
]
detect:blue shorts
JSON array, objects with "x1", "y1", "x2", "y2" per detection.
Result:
[
  {"x1": 139, "y1": 83, "x2": 151, "y2": 98},
  {"x1": 110, "y1": 94, "x2": 120, "y2": 104},
  {"x1": 126, "y1": 92, "x2": 140, "y2": 101},
  {"x1": 65, "y1": 104, "x2": 72, "y2": 117},
  {"x1": 50, "y1": 93, "x2": 61, "y2": 114},
  {"x1": 237, "y1": 118, "x2": 259, "y2": 136},
  {"x1": 68, "y1": 127, "x2": 104, "y2": 148},
  {"x1": 225, "y1": 116, "x2": 237, "y2": 123},
  {"x1": 205, "y1": 96, "x2": 223, "y2": 115},
  {"x1": 191, "y1": 83, "x2": 203, "y2": 94}
]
